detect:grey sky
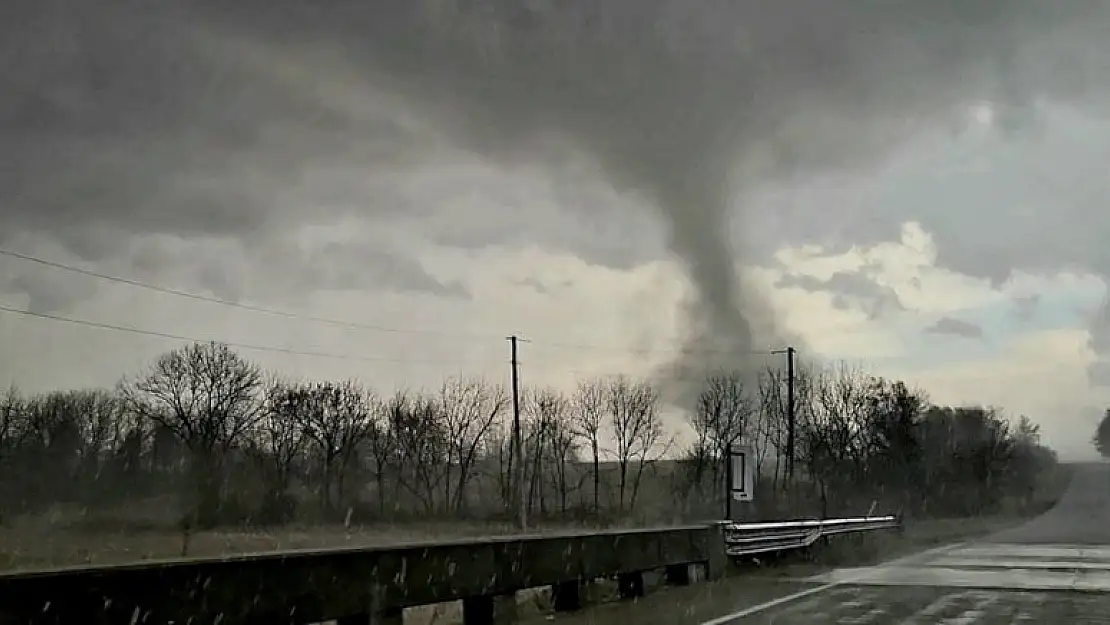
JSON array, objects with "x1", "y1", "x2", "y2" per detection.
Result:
[
  {"x1": 4, "y1": 1, "x2": 1110, "y2": 456},
  {"x1": 5, "y1": 3, "x2": 1107, "y2": 296},
  {"x1": 776, "y1": 271, "x2": 905, "y2": 320}
]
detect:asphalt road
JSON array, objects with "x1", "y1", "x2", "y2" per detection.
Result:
[
  {"x1": 538, "y1": 463, "x2": 1110, "y2": 624},
  {"x1": 714, "y1": 462, "x2": 1110, "y2": 624}
]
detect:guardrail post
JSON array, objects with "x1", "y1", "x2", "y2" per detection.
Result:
[
  {"x1": 706, "y1": 522, "x2": 729, "y2": 580},
  {"x1": 337, "y1": 584, "x2": 402, "y2": 625},
  {"x1": 337, "y1": 609, "x2": 402, "y2": 625},
  {"x1": 462, "y1": 593, "x2": 518, "y2": 625},
  {"x1": 551, "y1": 580, "x2": 582, "y2": 612},
  {"x1": 616, "y1": 572, "x2": 645, "y2": 599},
  {"x1": 664, "y1": 563, "x2": 693, "y2": 586}
]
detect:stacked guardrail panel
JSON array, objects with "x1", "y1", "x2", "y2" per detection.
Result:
[{"x1": 722, "y1": 515, "x2": 901, "y2": 557}]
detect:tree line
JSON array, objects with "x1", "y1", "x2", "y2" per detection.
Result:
[{"x1": 0, "y1": 341, "x2": 1062, "y2": 529}]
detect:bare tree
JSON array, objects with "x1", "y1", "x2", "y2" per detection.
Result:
[
  {"x1": 755, "y1": 366, "x2": 787, "y2": 492},
  {"x1": 120, "y1": 341, "x2": 263, "y2": 526},
  {"x1": 0, "y1": 385, "x2": 23, "y2": 451},
  {"x1": 540, "y1": 391, "x2": 579, "y2": 515},
  {"x1": 64, "y1": 389, "x2": 129, "y2": 482},
  {"x1": 284, "y1": 380, "x2": 375, "y2": 514},
  {"x1": 607, "y1": 376, "x2": 666, "y2": 512},
  {"x1": 756, "y1": 363, "x2": 818, "y2": 498},
  {"x1": 14, "y1": 390, "x2": 113, "y2": 504},
  {"x1": 0, "y1": 335, "x2": 1068, "y2": 530},
  {"x1": 0, "y1": 386, "x2": 27, "y2": 517},
  {"x1": 687, "y1": 371, "x2": 754, "y2": 498},
  {"x1": 523, "y1": 387, "x2": 574, "y2": 516},
  {"x1": 438, "y1": 377, "x2": 507, "y2": 512},
  {"x1": 365, "y1": 396, "x2": 398, "y2": 515},
  {"x1": 388, "y1": 391, "x2": 448, "y2": 512},
  {"x1": 249, "y1": 378, "x2": 309, "y2": 522},
  {"x1": 23, "y1": 391, "x2": 83, "y2": 468},
  {"x1": 805, "y1": 363, "x2": 872, "y2": 514},
  {"x1": 570, "y1": 378, "x2": 607, "y2": 515}
]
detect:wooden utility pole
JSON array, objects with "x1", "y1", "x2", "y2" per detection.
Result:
[
  {"x1": 725, "y1": 443, "x2": 734, "y2": 521},
  {"x1": 786, "y1": 346, "x2": 795, "y2": 481},
  {"x1": 772, "y1": 346, "x2": 797, "y2": 482},
  {"x1": 507, "y1": 335, "x2": 527, "y2": 530}
]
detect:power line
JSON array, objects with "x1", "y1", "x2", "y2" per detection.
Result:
[
  {"x1": 0, "y1": 246, "x2": 787, "y2": 358},
  {"x1": 0, "y1": 247, "x2": 495, "y2": 340},
  {"x1": 0, "y1": 304, "x2": 494, "y2": 366},
  {"x1": 530, "y1": 340, "x2": 780, "y2": 357}
]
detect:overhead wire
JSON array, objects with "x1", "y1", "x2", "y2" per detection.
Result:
[
  {"x1": 0, "y1": 246, "x2": 789, "y2": 358},
  {"x1": 0, "y1": 304, "x2": 496, "y2": 366},
  {"x1": 0, "y1": 247, "x2": 495, "y2": 339}
]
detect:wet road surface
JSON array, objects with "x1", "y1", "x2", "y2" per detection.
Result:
[
  {"x1": 712, "y1": 543, "x2": 1110, "y2": 623},
  {"x1": 537, "y1": 463, "x2": 1110, "y2": 624},
  {"x1": 710, "y1": 462, "x2": 1110, "y2": 623}
]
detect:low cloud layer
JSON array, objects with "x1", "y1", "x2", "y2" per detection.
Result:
[
  {"x1": 925, "y1": 317, "x2": 986, "y2": 340},
  {"x1": 777, "y1": 270, "x2": 905, "y2": 320},
  {"x1": 6, "y1": 1, "x2": 1110, "y2": 391}
]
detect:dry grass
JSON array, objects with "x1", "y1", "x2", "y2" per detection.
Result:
[{"x1": 0, "y1": 504, "x2": 604, "y2": 572}]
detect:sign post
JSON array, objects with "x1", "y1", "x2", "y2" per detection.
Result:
[{"x1": 725, "y1": 444, "x2": 754, "y2": 521}]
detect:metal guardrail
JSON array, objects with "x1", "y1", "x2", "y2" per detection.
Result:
[
  {"x1": 0, "y1": 525, "x2": 720, "y2": 625},
  {"x1": 0, "y1": 517, "x2": 900, "y2": 623},
  {"x1": 722, "y1": 515, "x2": 901, "y2": 557}
]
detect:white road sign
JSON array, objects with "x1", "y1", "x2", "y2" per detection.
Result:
[{"x1": 729, "y1": 446, "x2": 754, "y2": 502}]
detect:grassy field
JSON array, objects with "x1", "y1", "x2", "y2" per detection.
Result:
[
  {"x1": 0, "y1": 519, "x2": 654, "y2": 572},
  {"x1": 0, "y1": 507, "x2": 604, "y2": 572}
]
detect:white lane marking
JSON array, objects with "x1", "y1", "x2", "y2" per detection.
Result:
[
  {"x1": 1001, "y1": 592, "x2": 1047, "y2": 624},
  {"x1": 939, "y1": 592, "x2": 1001, "y2": 625},
  {"x1": 897, "y1": 591, "x2": 970, "y2": 624},
  {"x1": 819, "y1": 565, "x2": 1091, "y2": 591},
  {"x1": 948, "y1": 545, "x2": 1110, "y2": 560},
  {"x1": 811, "y1": 540, "x2": 1110, "y2": 592},
  {"x1": 930, "y1": 557, "x2": 1110, "y2": 571},
  {"x1": 697, "y1": 582, "x2": 842, "y2": 625},
  {"x1": 698, "y1": 542, "x2": 970, "y2": 624},
  {"x1": 840, "y1": 606, "x2": 887, "y2": 623}
]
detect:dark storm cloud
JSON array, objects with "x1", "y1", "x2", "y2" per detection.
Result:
[
  {"x1": 777, "y1": 270, "x2": 905, "y2": 320},
  {"x1": 516, "y1": 278, "x2": 550, "y2": 296},
  {"x1": 3, "y1": 1, "x2": 276, "y2": 238},
  {"x1": 297, "y1": 242, "x2": 469, "y2": 300},
  {"x1": 925, "y1": 317, "x2": 985, "y2": 340},
  {"x1": 3, "y1": 271, "x2": 98, "y2": 315},
  {"x1": 7, "y1": 0, "x2": 1110, "y2": 385},
  {"x1": 1, "y1": 0, "x2": 450, "y2": 305},
  {"x1": 121, "y1": 235, "x2": 467, "y2": 306},
  {"x1": 923, "y1": 317, "x2": 985, "y2": 341},
  {"x1": 206, "y1": 0, "x2": 1107, "y2": 385}
]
